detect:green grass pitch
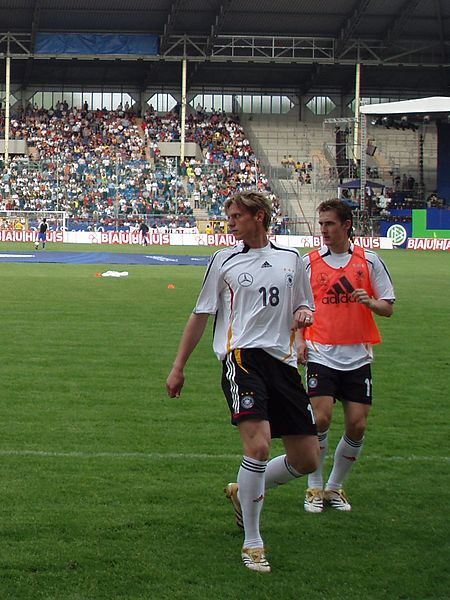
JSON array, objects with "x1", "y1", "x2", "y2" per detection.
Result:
[{"x1": 0, "y1": 244, "x2": 448, "y2": 599}]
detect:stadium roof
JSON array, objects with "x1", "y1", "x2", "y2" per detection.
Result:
[
  {"x1": 1, "y1": 0, "x2": 450, "y2": 94},
  {"x1": 361, "y1": 96, "x2": 450, "y2": 114}
]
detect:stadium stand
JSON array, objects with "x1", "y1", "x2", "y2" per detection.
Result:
[
  {"x1": 0, "y1": 106, "x2": 286, "y2": 232},
  {"x1": 0, "y1": 1, "x2": 449, "y2": 236}
]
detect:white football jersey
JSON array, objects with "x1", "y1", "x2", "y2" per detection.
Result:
[
  {"x1": 194, "y1": 241, "x2": 314, "y2": 366},
  {"x1": 303, "y1": 244, "x2": 395, "y2": 370}
]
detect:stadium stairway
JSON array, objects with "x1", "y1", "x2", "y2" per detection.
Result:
[
  {"x1": 193, "y1": 207, "x2": 210, "y2": 232},
  {"x1": 135, "y1": 117, "x2": 153, "y2": 164},
  {"x1": 243, "y1": 115, "x2": 338, "y2": 234},
  {"x1": 27, "y1": 145, "x2": 40, "y2": 161}
]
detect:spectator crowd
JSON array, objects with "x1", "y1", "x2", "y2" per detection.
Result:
[{"x1": 0, "y1": 102, "x2": 282, "y2": 232}]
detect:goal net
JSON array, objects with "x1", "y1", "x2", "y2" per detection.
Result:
[{"x1": 0, "y1": 210, "x2": 68, "y2": 243}]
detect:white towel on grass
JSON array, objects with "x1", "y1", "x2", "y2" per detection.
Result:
[{"x1": 101, "y1": 271, "x2": 129, "y2": 277}]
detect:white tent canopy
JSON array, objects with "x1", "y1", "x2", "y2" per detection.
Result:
[{"x1": 361, "y1": 96, "x2": 450, "y2": 116}]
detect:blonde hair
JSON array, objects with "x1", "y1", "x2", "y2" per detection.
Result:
[{"x1": 224, "y1": 191, "x2": 272, "y2": 231}]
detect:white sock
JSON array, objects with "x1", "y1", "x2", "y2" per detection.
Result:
[
  {"x1": 326, "y1": 434, "x2": 364, "y2": 491},
  {"x1": 265, "y1": 454, "x2": 304, "y2": 490},
  {"x1": 237, "y1": 456, "x2": 267, "y2": 549},
  {"x1": 307, "y1": 430, "x2": 329, "y2": 489}
]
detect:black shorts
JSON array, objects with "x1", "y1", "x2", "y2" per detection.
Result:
[
  {"x1": 306, "y1": 362, "x2": 373, "y2": 405},
  {"x1": 221, "y1": 348, "x2": 317, "y2": 438}
]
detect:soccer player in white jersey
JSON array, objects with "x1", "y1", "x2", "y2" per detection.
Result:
[
  {"x1": 298, "y1": 199, "x2": 395, "y2": 513},
  {"x1": 166, "y1": 191, "x2": 319, "y2": 573}
]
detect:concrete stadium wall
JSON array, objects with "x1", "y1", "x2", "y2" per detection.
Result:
[
  {"x1": 157, "y1": 141, "x2": 202, "y2": 160},
  {"x1": 0, "y1": 139, "x2": 28, "y2": 154}
]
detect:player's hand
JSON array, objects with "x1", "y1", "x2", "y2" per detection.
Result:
[
  {"x1": 352, "y1": 288, "x2": 373, "y2": 309},
  {"x1": 293, "y1": 308, "x2": 314, "y2": 329},
  {"x1": 297, "y1": 343, "x2": 308, "y2": 366},
  {"x1": 166, "y1": 367, "x2": 185, "y2": 398}
]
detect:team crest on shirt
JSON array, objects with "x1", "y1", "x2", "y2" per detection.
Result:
[
  {"x1": 241, "y1": 395, "x2": 255, "y2": 409},
  {"x1": 317, "y1": 272, "x2": 329, "y2": 287},
  {"x1": 308, "y1": 376, "x2": 318, "y2": 389},
  {"x1": 238, "y1": 272, "x2": 253, "y2": 287},
  {"x1": 355, "y1": 267, "x2": 365, "y2": 281},
  {"x1": 285, "y1": 273, "x2": 294, "y2": 287}
]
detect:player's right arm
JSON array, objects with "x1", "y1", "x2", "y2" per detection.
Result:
[
  {"x1": 166, "y1": 312, "x2": 210, "y2": 398},
  {"x1": 293, "y1": 251, "x2": 314, "y2": 328}
]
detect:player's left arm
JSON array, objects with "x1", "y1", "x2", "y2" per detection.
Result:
[
  {"x1": 353, "y1": 252, "x2": 395, "y2": 318},
  {"x1": 352, "y1": 289, "x2": 393, "y2": 317},
  {"x1": 295, "y1": 329, "x2": 308, "y2": 365}
]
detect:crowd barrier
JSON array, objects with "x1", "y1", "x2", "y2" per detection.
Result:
[{"x1": 1, "y1": 228, "x2": 449, "y2": 249}]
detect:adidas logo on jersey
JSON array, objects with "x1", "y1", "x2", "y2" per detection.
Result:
[
  {"x1": 261, "y1": 261, "x2": 272, "y2": 268},
  {"x1": 323, "y1": 275, "x2": 357, "y2": 304}
]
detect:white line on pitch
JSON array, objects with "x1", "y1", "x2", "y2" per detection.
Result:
[
  {"x1": 0, "y1": 449, "x2": 448, "y2": 463},
  {"x1": 0, "y1": 254, "x2": 35, "y2": 258}
]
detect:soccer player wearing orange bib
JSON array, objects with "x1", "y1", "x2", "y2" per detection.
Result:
[{"x1": 299, "y1": 199, "x2": 395, "y2": 513}]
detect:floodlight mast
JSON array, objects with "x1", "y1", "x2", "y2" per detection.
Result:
[
  {"x1": 353, "y1": 62, "x2": 361, "y2": 164},
  {"x1": 360, "y1": 113, "x2": 367, "y2": 212},
  {"x1": 180, "y1": 57, "x2": 187, "y2": 163},
  {"x1": 4, "y1": 36, "x2": 11, "y2": 168}
]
